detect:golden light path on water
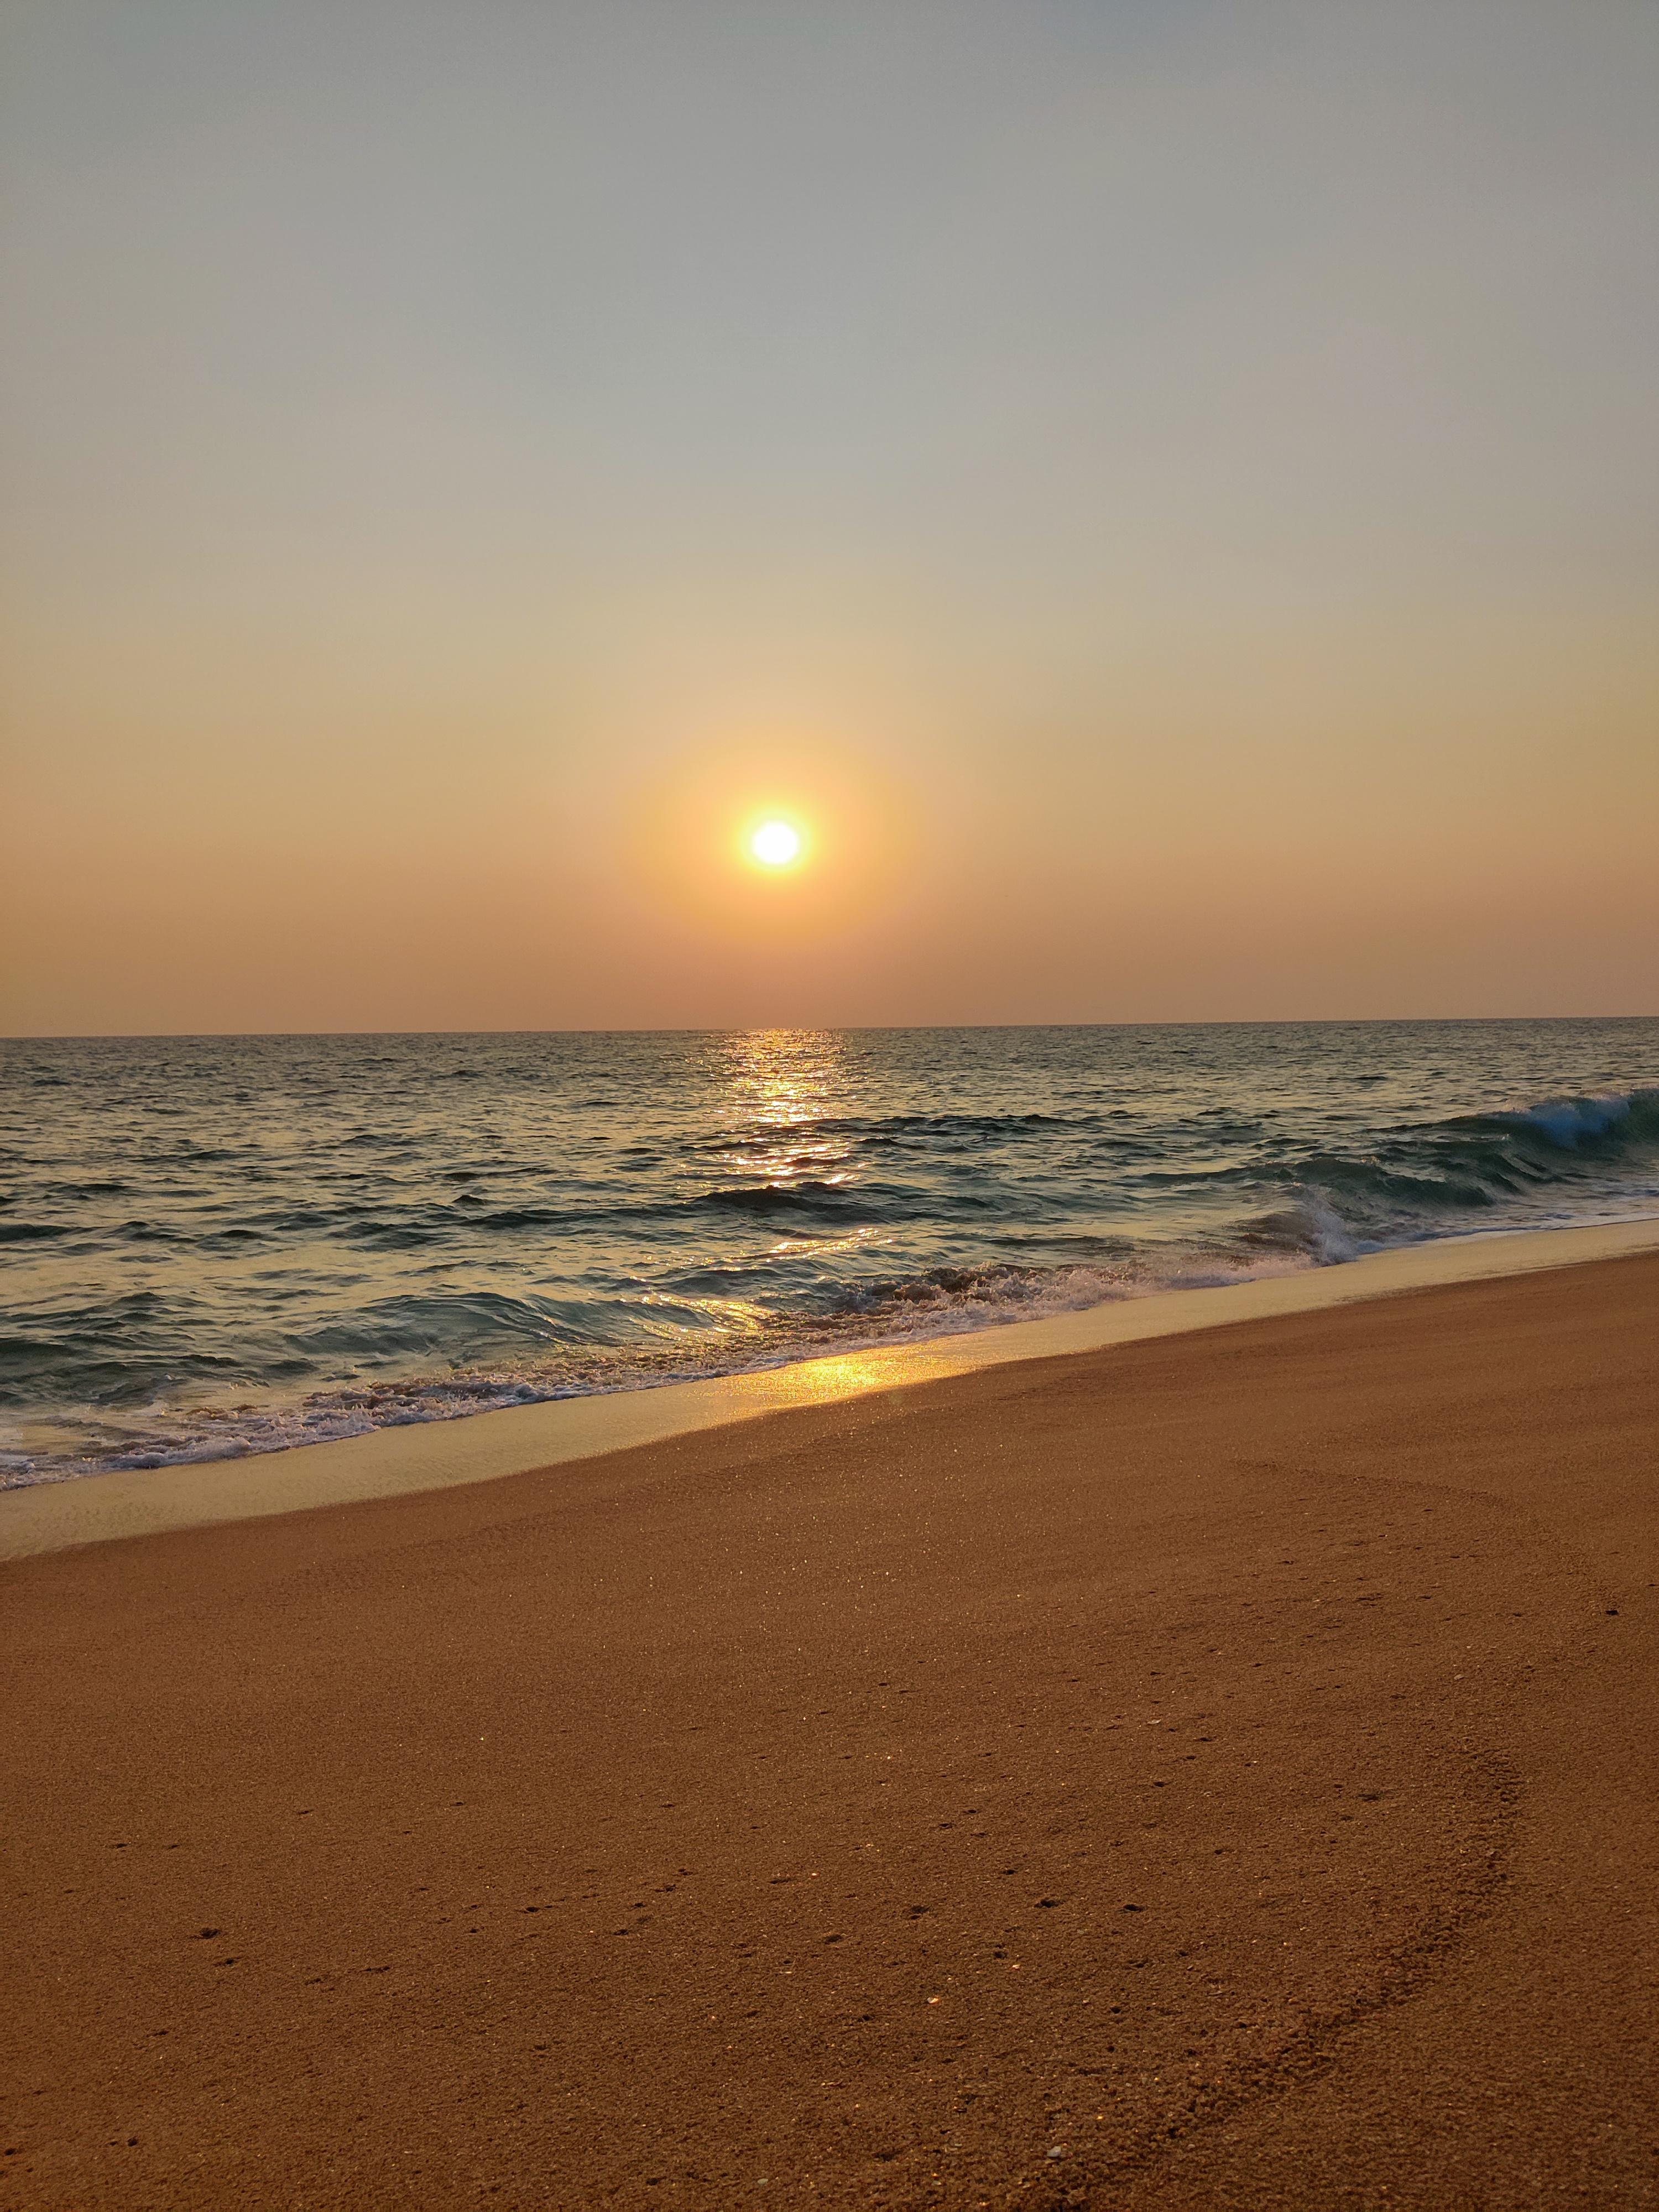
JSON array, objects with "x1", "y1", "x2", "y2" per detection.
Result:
[{"x1": 714, "y1": 1027, "x2": 873, "y2": 1298}]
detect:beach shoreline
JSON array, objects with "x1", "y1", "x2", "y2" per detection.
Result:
[
  {"x1": 4, "y1": 1209, "x2": 1657, "y2": 1563},
  {"x1": 3, "y1": 1245, "x2": 1656, "y2": 2206}
]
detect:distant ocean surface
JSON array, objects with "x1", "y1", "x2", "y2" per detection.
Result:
[{"x1": 3, "y1": 1021, "x2": 1656, "y2": 1486}]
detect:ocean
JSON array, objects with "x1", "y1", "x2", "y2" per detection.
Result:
[{"x1": 2, "y1": 1020, "x2": 1656, "y2": 1486}]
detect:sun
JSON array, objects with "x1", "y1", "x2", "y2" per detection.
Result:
[{"x1": 748, "y1": 818, "x2": 803, "y2": 868}]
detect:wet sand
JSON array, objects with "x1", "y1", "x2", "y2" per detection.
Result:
[{"x1": 3, "y1": 1250, "x2": 1657, "y2": 2208}]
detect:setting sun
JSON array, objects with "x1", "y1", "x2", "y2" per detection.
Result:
[{"x1": 749, "y1": 819, "x2": 803, "y2": 868}]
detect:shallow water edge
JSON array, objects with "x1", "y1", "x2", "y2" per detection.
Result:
[{"x1": 4, "y1": 1212, "x2": 1656, "y2": 1564}]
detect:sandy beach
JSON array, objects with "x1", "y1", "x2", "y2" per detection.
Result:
[
  {"x1": 3, "y1": 1245, "x2": 1657, "y2": 2208},
  {"x1": 13, "y1": 1, "x2": 1657, "y2": 2199}
]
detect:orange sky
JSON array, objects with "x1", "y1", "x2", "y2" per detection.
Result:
[{"x1": 4, "y1": 2, "x2": 1656, "y2": 1032}]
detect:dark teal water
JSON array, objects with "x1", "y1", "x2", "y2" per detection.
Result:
[{"x1": 2, "y1": 1021, "x2": 1656, "y2": 1484}]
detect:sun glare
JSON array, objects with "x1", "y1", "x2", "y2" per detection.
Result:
[{"x1": 749, "y1": 819, "x2": 803, "y2": 868}]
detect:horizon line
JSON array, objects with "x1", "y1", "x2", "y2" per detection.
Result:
[{"x1": 4, "y1": 1011, "x2": 1656, "y2": 1045}]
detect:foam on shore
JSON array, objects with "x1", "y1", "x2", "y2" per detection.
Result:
[{"x1": 4, "y1": 1213, "x2": 1657, "y2": 1563}]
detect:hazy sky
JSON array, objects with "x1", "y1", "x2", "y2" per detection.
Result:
[{"x1": 4, "y1": 1, "x2": 1656, "y2": 1033}]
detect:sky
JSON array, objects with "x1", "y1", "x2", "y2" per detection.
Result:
[{"x1": 3, "y1": 0, "x2": 1656, "y2": 1034}]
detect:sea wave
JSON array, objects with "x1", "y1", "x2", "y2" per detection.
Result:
[
  {"x1": 692, "y1": 1178, "x2": 902, "y2": 1222},
  {"x1": 1444, "y1": 1088, "x2": 1659, "y2": 1153}
]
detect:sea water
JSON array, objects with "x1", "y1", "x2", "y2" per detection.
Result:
[{"x1": 2, "y1": 1020, "x2": 1656, "y2": 1484}]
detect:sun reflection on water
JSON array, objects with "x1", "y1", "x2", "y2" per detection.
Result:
[
  {"x1": 719, "y1": 1027, "x2": 851, "y2": 1125},
  {"x1": 714, "y1": 1029, "x2": 859, "y2": 1183}
]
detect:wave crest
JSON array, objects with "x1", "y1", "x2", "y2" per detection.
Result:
[{"x1": 1457, "y1": 1088, "x2": 1659, "y2": 1153}]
